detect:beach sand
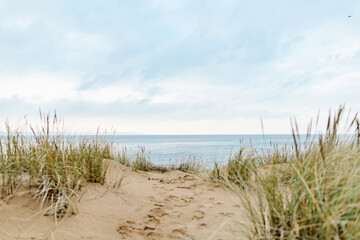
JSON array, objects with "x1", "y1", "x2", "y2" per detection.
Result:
[{"x1": 0, "y1": 161, "x2": 247, "y2": 239}]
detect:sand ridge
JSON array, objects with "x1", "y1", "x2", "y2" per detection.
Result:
[{"x1": 0, "y1": 161, "x2": 247, "y2": 239}]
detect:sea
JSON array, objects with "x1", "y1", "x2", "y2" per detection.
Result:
[{"x1": 105, "y1": 134, "x2": 301, "y2": 166}]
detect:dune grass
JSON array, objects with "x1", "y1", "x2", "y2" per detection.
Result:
[
  {"x1": 214, "y1": 107, "x2": 360, "y2": 239},
  {"x1": 116, "y1": 146, "x2": 203, "y2": 173},
  {"x1": 167, "y1": 157, "x2": 203, "y2": 173},
  {"x1": 0, "y1": 114, "x2": 114, "y2": 219},
  {"x1": 210, "y1": 149, "x2": 256, "y2": 189}
]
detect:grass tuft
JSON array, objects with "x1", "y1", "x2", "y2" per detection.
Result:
[
  {"x1": 116, "y1": 147, "x2": 204, "y2": 173},
  {"x1": 210, "y1": 148, "x2": 257, "y2": 189},
  {"x1": 221, "y1": 106, "x2": 360, "y2": 239},
  {"x1": 0, "y1": 113, "x2": 114, "y2": 219}
]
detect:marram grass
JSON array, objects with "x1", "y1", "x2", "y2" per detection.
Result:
[
  {"x1": 0, "y1": 115, "x2": 113, "y2": 219},
  {"x1": 116, "y1": 146, "x2": 203, "y2": 173},
  {"x1": 213, "y1": 107, "x2": 360, "y2": 239}
]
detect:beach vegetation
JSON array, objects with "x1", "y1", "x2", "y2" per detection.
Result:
[
  {"x1": 216, "y1": 106, "x2": 360, "y2": 239},
  {"x1": 0, "y1": 113, "x2": 114, "y2": 219}
]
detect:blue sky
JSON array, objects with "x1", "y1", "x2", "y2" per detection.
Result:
[{"x1": 0, "y1": 0, "x2": 359, "y2": 134}]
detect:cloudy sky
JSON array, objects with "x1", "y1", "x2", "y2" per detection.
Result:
[{"x1": 0, "y1": 0, "x2": 359, "y2": 134}]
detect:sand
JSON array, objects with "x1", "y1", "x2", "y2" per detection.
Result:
[{"x1": 0, "y1": 161, "x2": 248, "y2": 239}]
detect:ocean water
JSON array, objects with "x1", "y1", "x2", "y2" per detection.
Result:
[{"x1": 106, "y1": 134, "x2": 298, "y2": 165}]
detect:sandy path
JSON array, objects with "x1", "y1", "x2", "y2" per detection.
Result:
[{"x1": 0, "y1": 162, "x2": 247, "y2": 239}]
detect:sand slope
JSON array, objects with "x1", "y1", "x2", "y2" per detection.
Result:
[{"x1": 0, "y1": 161, "x2": 247, "y2": 239}]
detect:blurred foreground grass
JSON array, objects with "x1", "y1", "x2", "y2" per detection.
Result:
[{"x1": 211, "y1": 106, "x2": 360, "y2": 239}]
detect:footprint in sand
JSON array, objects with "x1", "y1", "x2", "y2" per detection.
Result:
[
  {"x1": 165, "y1": 195, "x2": 178, "y2": 201},
  {"x1": 144, "y1": 214, "x2": 160, "y2": 225},
  {"x1": 143, "y1": 226, "x2": 163, "y2": 240},
  {"x1": 170, "y1": 210, "x2": 182, "y2": 218},
  {"x1": 146, "y1": 231, "x2": 162, "y2": 239},
  {"x1": 117, "y1": 221, "x2": 141, "y2": 238},
  {"x1": 149, "y1": 207, "x2": 168, "y2": 217},
  {"x1": 119, "y1": 201, "x2": 176, "y2": 240},
  {"x1": 154, "y1": 202, "x2": 165, "y2": 207},
  {"x1": 164, "y1": 195, "x2": 195, "y2": 208},
  {"x1": 198, "y1": 203, "x2": 213, "y2": 209},
  {"x1": 118, "y1": 213, "x2": 162, "y2": 239},
  {"x1": 117, "y1": 224, "x2": 132, "y2": 235},
  {"x1": 169, "y1": 228, "x2": 188, "y2": 238},
  {"x1": 192, "y1": 210, "x2": 205, "y2": 220},
  {"x1": 164, "y1": 195, "x2": 187, "y2": 207},
  {"x1": 148, "y1": 196, "x2": 156, "y2": 202}
]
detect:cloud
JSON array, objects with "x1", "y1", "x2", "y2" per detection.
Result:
[{"x1": 0, "y1": 0, "x2": 359, "y2": 133}]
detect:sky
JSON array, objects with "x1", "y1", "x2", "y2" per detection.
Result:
[{"x1": 0, "y1": 0, "x2": 359, "y2": 134}]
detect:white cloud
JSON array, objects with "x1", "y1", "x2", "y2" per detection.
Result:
[
  {"x1": 2, "y1": 16, "x2": 35, "y2": 29},
  {"x1": 0, "y1": 72, "x2": 80, "y2": 102},
  {"x1": 78, "y1": 81, "x2": 145, "y2": 103},
  {"x1": 0, "y1": 0, "x2": 359, "y2": 133}
]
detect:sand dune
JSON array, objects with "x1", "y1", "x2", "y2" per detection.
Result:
[{"x1": 0, "y1": 161, "x2": 247, "y2": 239}]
